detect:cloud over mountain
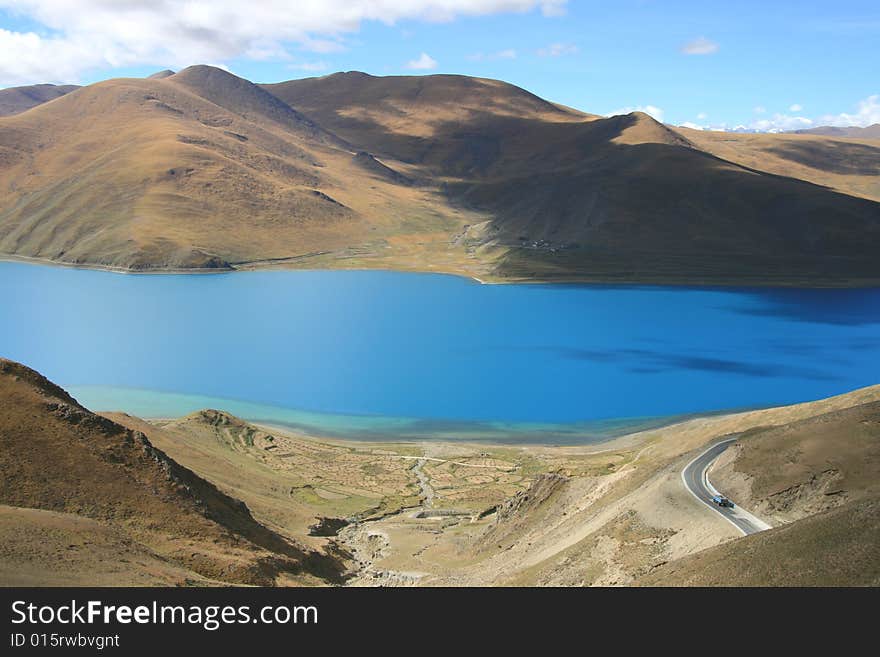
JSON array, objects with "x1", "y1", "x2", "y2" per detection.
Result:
[
  {"x1": 406, "y1": 52, "x2": 438, "y2": 70},
  {"x1": 819, "y1": 94, "x2": 880, "y2": 128},
  {"x1": 0, "y1": 0, "x2": 567, "y2": 84}
]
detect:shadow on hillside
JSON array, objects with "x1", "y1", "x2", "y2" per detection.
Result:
[
  {"x1": 765, "y1": 140, "x2": 880, "y2": 176},
  {"x1": 158, "y1": 444, "x2": 352, "y2": 585}
]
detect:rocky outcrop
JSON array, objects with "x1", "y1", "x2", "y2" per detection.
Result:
[
  {"x1": 493, "y1": 472, "x2": 570, "y2": 524},
  {"x1": 476, "y1": 473, "x2": 570, "y2": 553}
]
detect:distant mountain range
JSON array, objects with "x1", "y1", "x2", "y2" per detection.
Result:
[
  {"x1": 793, "y1": 124, "x2": 880, "y2": 139},
  {"x1": 0, "y1": 83, "x2": 80, "y2": 116},
  {"x1": 1, "y1": 66, "x2": 878, "y2": 284}
]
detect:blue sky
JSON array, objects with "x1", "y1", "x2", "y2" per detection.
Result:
[{"x1": 0, "y1": 0, "x2": 878, "y2": 130}]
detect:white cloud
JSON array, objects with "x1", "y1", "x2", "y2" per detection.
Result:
[
  {"x1": 468, "y1": 48, "x2": 517, "y2": 61},
  {"x1": 681, "y1": 37, "x2": 719, "y2": 55},
  {"x1": 750, "y1": 113, "x2": 814, "y2": 132},
  {"x1": 674, "y1": 96, "x2": 880, "y2": 133},
  {"x1": 678, "y1": 122, "x2": 704, "y2": 130},
  {"x1": 722, "y1": 95, "x2": 880, "y2": 133},
  {"x1": 696, "y1": 112, "x2": 708, "y2": 120},
  {"x1": 0, "y1": 0, "x2": 568, "y2": 85},
  {"x1": 537, "y1": 42, "x2": 578, "y2": 57},
  {"x1": 406, "y1": 52, "x2": 438, "y2": 70},
  {"x1": 244, "y1": 41, "x2": 293, "y2": 62},
  {"x1": 0, "y1": 27, "x2": 103, "y2": 84},
  {"x1": 539, "y1": 1, "x2": 567, "y2": 16},
  {"x1": 817, "y1": 94, "x2": 880, "y2": 127},
  {"x1": 606, "y1": 105, "x2": 664, "y2": 122},
  {"x1": 753, "y1": 106, "x2": 766, "y2": 114}
]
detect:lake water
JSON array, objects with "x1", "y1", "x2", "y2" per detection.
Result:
[{"x1": 1, "y1": 261, "x2": 879, "y2": 443}]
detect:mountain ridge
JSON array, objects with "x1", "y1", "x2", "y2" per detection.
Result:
[
  {"x1": 0, "y1": 83, "x2": 80, "y2": 116},
  {"x1": 1, "y1": 65, "x2": 878, "y2": 285},
  {"x1": 793, "y1": 124, "x2": 880, "y2": 140},
  {"x1": 0, "y1": 358, "x2": 349, "y2": 585}
]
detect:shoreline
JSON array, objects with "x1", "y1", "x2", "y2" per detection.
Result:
[
  {"x1": 67, "y1": 380, "x2": 773, "y2": 448},
  {"x1": 3, "y1": 252, "x2": 880, "y2": 289},
  {"x1": 107, "y1": 412, "x2": 692, "y2": 448},
  {"x1": 0, "y1": 253, "x2": 235, "y2": 276}
]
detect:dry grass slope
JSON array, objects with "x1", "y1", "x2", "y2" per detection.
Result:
[
  {"x1": 710, "y1": 401, "x2": 880, "y2": 524},
  {"x1": 638, "y1": 495, "x2": 880, "y2": 586},
  {"x1": 0, "y1": 67, "x2": 877, "y2": 283},
  {"x1": 0, "y1": 83, "x2": 79, "y2": 117},
  {"x1": 264, "y1": 73, "x2": 880, "y2": 284},
  {"x1": 0, "y1": 358, "x2": 348, "y2": 586},
  {"x1": 794, "y1": 124, "x2": 880, "y2": 140},
  {"x1": 638, "y1": 400, "x2": 880, "y2": 586},
  {"x1": 0, "y1": 67, "x2": 471, "y2": 272}
]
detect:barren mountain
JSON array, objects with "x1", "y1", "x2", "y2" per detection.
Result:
[
  {"x1": 679, "y1": 127, "x2": 880, "y2": 204},
  {"x1": 0, "y1": 66, "x2": 469, "y2": 271},
  {"x1": 267, "y1": 73, "x2": 880, "y2": 284},
  {"x1": 0, "y1": 358, "x2": 348, "y2": 586},
  {"x1": 708, "y1": 402, "x2": 880, "y2": 524},
  {"x1": 0, "y1": 83, "x2": 79, "y2": 117},
  {"x1": 794, "y1": 124, "x2": 880, "y2": 140},
  {"x1": 638, "y1": 494, "x2": 880, "y2": 586},
  {"x1": 1, "y1": 67, "x2": 879, "y2": 283},
  {"x1": 147, "y1": 69, "x2": 176, "y2": 80},
  {"x1": 636, "y1": 400, "x2": 880, "y2": 586}
]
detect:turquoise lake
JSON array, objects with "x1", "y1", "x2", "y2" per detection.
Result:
[{"x1": 1, "y1": 261, "x2": 879, "y2": 443}]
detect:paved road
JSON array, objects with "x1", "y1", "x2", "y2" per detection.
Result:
[{"x1": 681, "y1": 437, "x2": 772, "y2": 536}]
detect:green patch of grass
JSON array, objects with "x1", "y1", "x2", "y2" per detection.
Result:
[{"x1": 289, "y1": 485, "x2": 376, "y2": 517}]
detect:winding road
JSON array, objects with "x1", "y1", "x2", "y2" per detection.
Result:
[{"x1": 681, "y1": 436, "x2": 772, "y2": 536}]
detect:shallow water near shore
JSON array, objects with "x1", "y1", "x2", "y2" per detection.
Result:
[
  {"x1": 65, "y1": 384, "x2": 697, "y2": 444},
  {"x1": 2, "y1": 261, "x2": 879, "y2": 443}
]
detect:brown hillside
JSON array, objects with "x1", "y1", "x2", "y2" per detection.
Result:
[
  {"x1": 638, "y1": 400, "x2": 880, "y2": 586},
  {"x1": 168, "y1": 65, "x2": 344, "y2": 146},
  {"x1": 679, "y1": 127, "x2": 880, "y2": 203},
  {"x1": 0, "y1": 505, "x2": 215, "y2": 586},
  {"x1": 266, "y1": 73, "x2": 880, "y2": 284},
  {"x1": 0, "y1": 69, "x2": 458, "y2": 271},
  {"x1": 638, "y1": 495, "x2": 880, "y2": 586},
  {"x1": 262, "y1": 71, "x2": 593, "y2": 158},
  {"x1": 795, "y1": 124, "x2": 880, "y2": 140},
  {"x1": 147, "y1": 69, "x2": 176, "y2": 80},
  {"x1": 710, "y1": 401, "x2": 880, "y2": 524},
  {"x1": 0, "y1": 83, "x2": 79, "y2": 117},
  {"x1": 0, "y1": 358, "x2": 348, "y2": 585},
  {"x1": 0, "y1": 67, "x2": 877, "y2": 283}
]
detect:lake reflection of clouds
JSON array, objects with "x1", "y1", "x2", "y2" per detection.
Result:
[
  {"x1": 731, "y1": 288, "x2": 880, "y2": 326},
  {"x1": 526, "y1": 345, "x2": 840, "y2": 381}
]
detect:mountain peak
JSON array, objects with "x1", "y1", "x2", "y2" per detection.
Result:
[
  {"x1": 169, "y1": 64, "x2": 249, "y2": 89},
  {"x1": 147, "y1": 68, "x2": 175, "y2": 79},
  {"x1": 0, "y1": 82, "x2": 80, "y2": 117},
  {"x1": 607, "y1": 110, "x2": 693, "y2": 147},
  {"x1": 168, "y1": 64, "x2": 335, "y2": 141}
]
